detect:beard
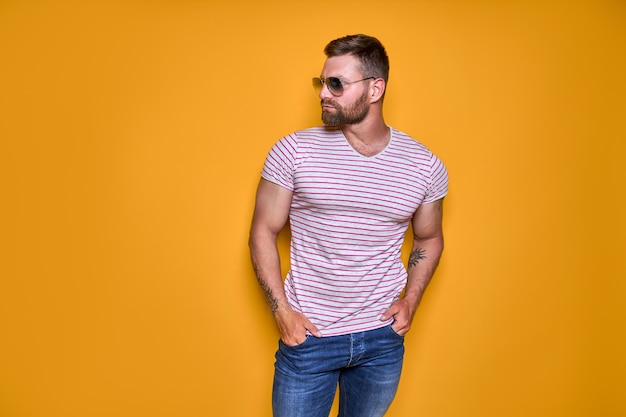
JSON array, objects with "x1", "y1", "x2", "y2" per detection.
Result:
[{"x1": 321, "y1": 90, "x2": 370, "y2": 126}]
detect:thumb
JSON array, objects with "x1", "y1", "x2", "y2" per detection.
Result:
[
  {"x1": 305, "y1": 319, "x2": 323, "y2": 338},
  {"x1": 380, "y1": 305, "x2": 397, "y2": 321}
]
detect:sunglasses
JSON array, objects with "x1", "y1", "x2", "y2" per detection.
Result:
[{"x1": 312, "y1": 76, "x2": 375, "y2": 96}]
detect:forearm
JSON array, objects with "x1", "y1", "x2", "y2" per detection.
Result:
[
  {"x1": 403, "y1": 234, "x2": 444, "y2": 309},
  {"x1": 249, "y1": 230, "x2": 290, "y2": 314}
]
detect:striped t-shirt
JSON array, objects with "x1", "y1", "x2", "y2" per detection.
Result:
[{"x1": 261, "y1": 126, "x2": 448, "y2": 336}]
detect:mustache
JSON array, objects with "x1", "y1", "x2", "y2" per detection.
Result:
[{"x1": 321, "y1": 99, "x2": 339, "y2": 108}]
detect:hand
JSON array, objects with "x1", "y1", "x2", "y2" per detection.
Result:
[
  {"x1": 275, "y1": 308, "x2": 322, "y2": 346},
  {"x1": 380, "y1": 298, "x2": 417, "y2": 336}
]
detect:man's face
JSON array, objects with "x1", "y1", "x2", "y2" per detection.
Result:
[{"x1": 319, "y1": 55, "x2": 371, "y2": 126}]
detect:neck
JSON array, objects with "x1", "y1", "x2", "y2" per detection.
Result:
[
  {"x1": 341, "y1": 110, "x2": 388, "y2": 141},
  {"x1": 340, "y1": 114, "x2": 390, "y2": 157}
]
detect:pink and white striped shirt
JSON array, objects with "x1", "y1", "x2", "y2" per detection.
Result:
[{"x1": 261, "y1": 126, "x2": 448, "y2": 336}]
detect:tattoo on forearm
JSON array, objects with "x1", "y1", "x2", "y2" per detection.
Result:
[
  {"x1": 408, "y1": 248, "x2": 427, "y2": 269},
  {"x1": 253, "y1": 262, "x2": 279, "y2": 314}
]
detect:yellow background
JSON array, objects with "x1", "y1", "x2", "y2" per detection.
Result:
[{"x1": 1, "y1": 1, "x2": 624, "y2": 416}]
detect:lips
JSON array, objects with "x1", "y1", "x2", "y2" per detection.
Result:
[{"x1": 321, "y1": 100, "x2": 338, "y2": 111}]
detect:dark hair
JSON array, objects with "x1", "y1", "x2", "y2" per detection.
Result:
[{"x1": 324, "y1": 34, "x2": 389, "y2": 82}]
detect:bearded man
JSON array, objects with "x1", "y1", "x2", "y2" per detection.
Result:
[{"x1": 249, "y1": 34, "x2": 449, "y2": 417}]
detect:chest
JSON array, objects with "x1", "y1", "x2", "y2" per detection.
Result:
[{"x1": 292, "y1": 155, "x2": 427, "y2": 222}]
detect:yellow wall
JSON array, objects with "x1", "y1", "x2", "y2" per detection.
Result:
[{"x1": 1, "y1": 1, "x2": 624, "y2": 416}]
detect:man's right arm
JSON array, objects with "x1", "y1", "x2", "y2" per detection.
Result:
[{"x1": 249, "y1": 178, "x2": 322, "y2": 345}]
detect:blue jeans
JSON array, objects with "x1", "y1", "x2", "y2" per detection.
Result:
[{"x1": 272, "y1": 325, "x2": 405, "y2": 417}]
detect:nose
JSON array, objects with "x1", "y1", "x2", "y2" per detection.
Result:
[{"x1": 318, "y1": 80, "x2": 333, "y2": 100}]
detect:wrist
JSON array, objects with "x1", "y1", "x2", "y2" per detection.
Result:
[
  {"x1": 401, "y1": 293, "x2": 421, "y2": 308},
  {"x1": 272, "y1": 302, "x2": 293, "y2": 316}
]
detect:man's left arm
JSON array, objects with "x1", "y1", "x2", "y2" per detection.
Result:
[{"x1": 381, "y1": 197, "x2": 445, "y2": 335}]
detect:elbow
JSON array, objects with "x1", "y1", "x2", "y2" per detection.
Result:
[
  {"x1": 248, "y1": 224, "x2": 277, "y2": 253},
  {"x1": 248, "y1": 227, "x2": 261, "y2": 252}
]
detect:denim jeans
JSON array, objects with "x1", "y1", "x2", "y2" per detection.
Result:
[{"x1": 272, "y1": 325, "x2": 405, "y2": 417}]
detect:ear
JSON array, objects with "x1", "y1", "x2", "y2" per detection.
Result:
[{"x1": 369, "y1": 78, "x2": 386, "y2": 103}]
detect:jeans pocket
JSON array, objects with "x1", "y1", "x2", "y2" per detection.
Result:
[
  {"x1": 386, "y1": 324, "x2": 405, "y2": 339},
  {"x1": 280, "y1": 334, "x2": 311, "y2": 349}
]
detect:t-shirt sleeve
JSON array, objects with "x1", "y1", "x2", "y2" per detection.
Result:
[
  {"x1": 260, "y1": 133, "x2": 298, "y2": 192},
  {"x1": 423, "y1": 153, "x2": 449, "y2": 204}
]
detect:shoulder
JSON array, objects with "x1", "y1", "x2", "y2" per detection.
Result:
[
  {"x1": 272, "y1": 126, "x2": 341, "y2": 148},
  {"x1": 388, "y1": 128, "x2": 447, "y2": 178},
  {"x1": 390, "y1": 128, "x2": 432, "y2": 155},
  {"x1": 267, "y1": 126, "x2": 340, "y2": 164},
  {"x1": 277, "y1": 126, "x2": 345, "y2": 156},
  {"x1": 293, "y1": 126, "x2": 343, "y2": 142},
  {"x1": 387, "y1": 128, "x2": 443, "y2": 166}
]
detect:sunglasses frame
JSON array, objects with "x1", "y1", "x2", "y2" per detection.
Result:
[{"x1": 312, "y1": 76, "x2": 376, "y2": 96}]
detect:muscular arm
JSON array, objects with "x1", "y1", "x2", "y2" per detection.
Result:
[
  {"x1": 248, "y1": 178, "x2": 321, "y2": 344},
  {"x1": 249, "y1": 179, "x2": 292, "y2": 313},
  {"x1": 382, "y1": 198, "x2": 445, "y2": 334}
]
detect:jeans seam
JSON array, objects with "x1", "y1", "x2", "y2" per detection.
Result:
[{"x1": 347, "y1": 333, "x2": 354, "y2": 366}]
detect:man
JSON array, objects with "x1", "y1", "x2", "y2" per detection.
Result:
[{"x1": 249, "y1": 34, "x2": 448, "y2": 417}]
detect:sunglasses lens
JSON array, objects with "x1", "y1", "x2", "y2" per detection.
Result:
[
  {"x1": 327, "y1": 77, "x2": 343, "y2": 95},
  {"x1": 312, "y1": 77, "x2": 344, "y2": 95},
  {"x1": 312, "y1": 77, "x2": 323, "y2": 93}
]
